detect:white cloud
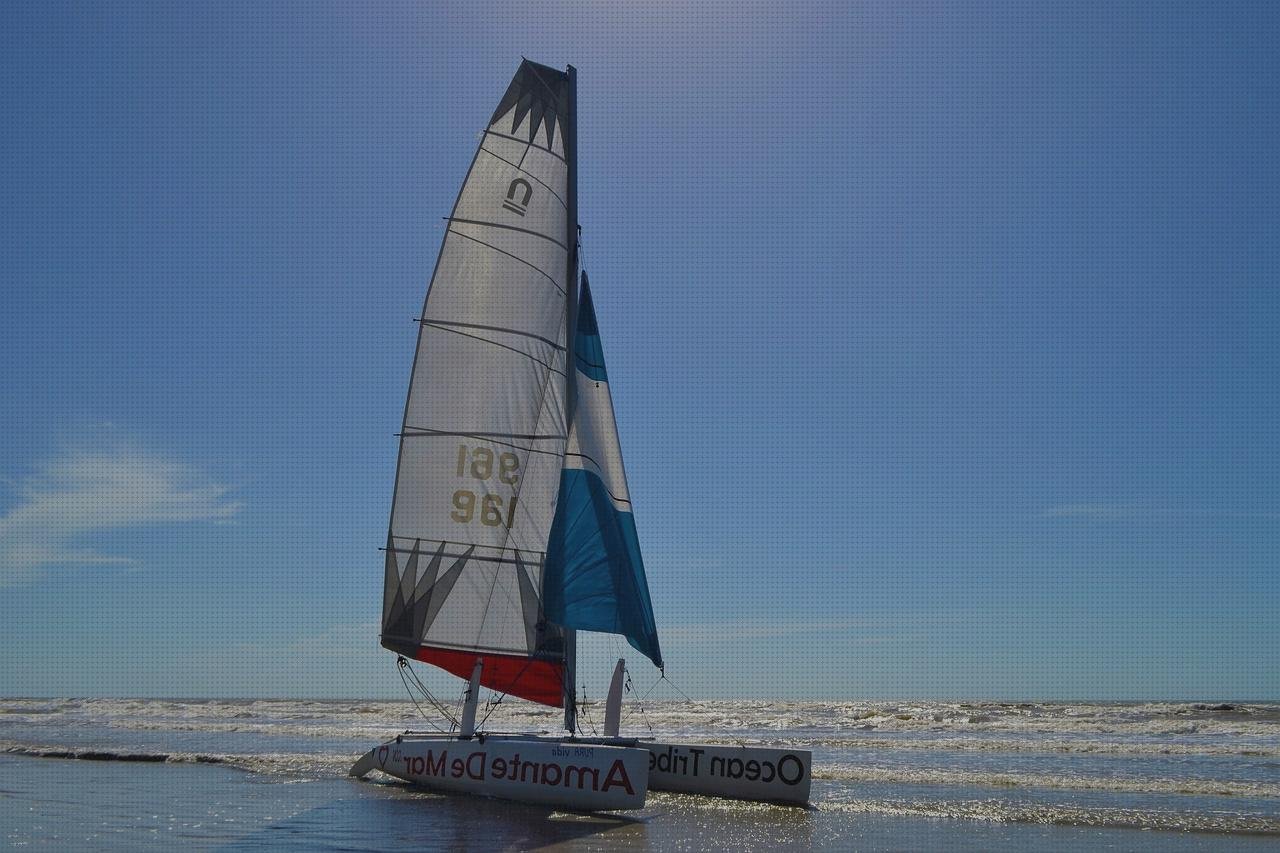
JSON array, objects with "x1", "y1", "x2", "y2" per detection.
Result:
[{"x1": 0, "y1": 441, "x2": 241, "y2": 584}]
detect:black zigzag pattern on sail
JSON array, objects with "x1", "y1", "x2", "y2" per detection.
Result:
[
  {"x1": 512, "y1": 551, "x2": 567, "y2": 660},
  {"x1": 382, "y1": 540, "x2": 473, "y2": 646},
  {"x1": 490, "y1": 60, "x2": 570, "y2": 146}
]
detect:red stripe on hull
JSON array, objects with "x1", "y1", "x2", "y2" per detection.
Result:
[{"x1": 412, "y1": 647, "x2": 564, "y2": 708}]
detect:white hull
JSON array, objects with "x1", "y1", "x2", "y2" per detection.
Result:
[
  {"x1": 579, "y1": 739, "x2": 812, "y2": 806},
  {"x1": 646, "y1": 742, "x2": 812, "y2": 806},
  {"x1": 350, "y1": 733, "x2": 649, "y2": 811}
]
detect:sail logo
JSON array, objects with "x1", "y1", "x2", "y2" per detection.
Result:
[{"x1": 503, "y1": 178, "x2": 532, "y2": 216}]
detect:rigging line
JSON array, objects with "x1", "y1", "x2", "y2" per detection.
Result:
[
  {"x1": 660, "y1": 670, "x2": 699, "y2": 706},
  {"x1": 465, "y1": 567, "x2": 515, "y2": 662},
  {"x1": 470, "y1": 307, "x2": 568, "y2": 656},
  {"x1": 405, "y1": 657, "x2": 461, "y2": 726},
  {"x1": 445, "y1": 217, "x2": 570, "y2": 252},
  {"x1": 476, "y1": 654, "x2": 539, "y2": 730},
  {"x1": 419, "y1": 322, "x2": 567, "y2": 377},
  {"x1": 465, "y1": 302, "x2": 565, "y2": 653},
  {"x1": 469, "y1": 555, "x2": 540, "y2": 669},
  {"x1": 620, "y1": 668, "x2": 655, "y2": 734},
  {"x1": 575, "y1": 683, "x2": 599, "y2": 737},
  {"x1": 396, "y1": 657, "x2": 453, "y2": 730},
  {"x1": 446, "y1": 228, "x2": 566, "y2": 296},
  {"x1": 463, "y1": 519, "x2": 564, "y2": 650},
  {"x1": 453, "y1": 683, "x2": 470, "y2": 731},
  {"x1": 491, "y1": 298, "x2": 568, "y2": 604},
  {"x1": 636, "y1": 672, "x2": 665, "y2": 704},
  {"x1": 420, "y1": 317, "x2": 565, "y2": 352},
  {"x1": 478, "y1": 145, "x2": 568, "y2": 209},
  {"x1": 397, "y1": 661, "x2": 437, "y2": 726},
  {"x1": 399, "y1": 672, "x2": 445, "y2": 732},
  {"x1": 577, "y1": 702, "x2": 599, "y2": 737},
  {"x1": 482, "y1": 130, "x2": 566, "y2": 163}
]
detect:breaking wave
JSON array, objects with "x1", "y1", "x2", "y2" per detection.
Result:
[
  {"x1": 4, "y1": 698, "x2": 1277, "y2": 837},
  {"x1": 2, "y1": 742, "x2": 354, "y2": 778},
  {"x1": 2, "y1": 698, "x2": 1278, "y2": 757},
  {"x1": 815, "y1": 796, "x2": 1280, "y2": 836},
  {"x1": 811, "y1": 763, "x2": 1280, "y2": 798}
]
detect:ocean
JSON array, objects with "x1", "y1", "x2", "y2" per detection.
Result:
[{"x1": 3, "y1": 697, "x2": 1278, "y2": 850}]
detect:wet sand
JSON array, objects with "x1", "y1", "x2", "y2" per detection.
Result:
[{"x1": 4, "y1": 754, "x2": 1276, "y2": 851}]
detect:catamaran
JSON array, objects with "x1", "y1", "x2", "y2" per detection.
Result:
[{"x1": 349, "y1": 59, "x2": 811, "y2": 810}]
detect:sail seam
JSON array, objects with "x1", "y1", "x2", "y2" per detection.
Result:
[
  {"x1": 447, "y1": 229, "x2": 566, "y2": 295},
  {"x1": 447, "y1": 217, "x2": 569, "y2": 251},
  {"x1": 563, "y1": 452, "x2": 633, "y2": 505},
  {"x1": 401, "y1": 431, "x2": 567, "y2": 458},
  {"x1": 419, "y1": 321, "x2": 567, "y2": 376},
  {"x1": 401, "y1": 428, "x2": 566, "y2": 441},
  {"x1": 420, "y1": 318, "x2": 566, "y2": 352},
  {"x1": 385, "y1": 550, "x2": 542, "y2": 567},
  {"x1": 483, "y1": 130, "x2": 566, "y2": 163}
]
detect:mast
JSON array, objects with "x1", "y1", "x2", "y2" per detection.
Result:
[{"x1": 562, "y1": 62, "x2": 579, "y2": 735}]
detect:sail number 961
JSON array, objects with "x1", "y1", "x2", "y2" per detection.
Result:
[
  {"x1": 451, "y1": 490, "x2": 517, "y2": 528},
  {"x1": 451, "y1": 445, "x2": 521, "y2": 529},
  {"x1": 456, "y1": 445, "x2": 520, "y2": 484}
]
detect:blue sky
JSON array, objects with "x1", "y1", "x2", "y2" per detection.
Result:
[{"x1": 2, "y1": 1, "x2": 1277, "y2": 700}]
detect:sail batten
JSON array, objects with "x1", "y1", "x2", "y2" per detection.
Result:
[{"x1": 444, "y1": 217, "x2": 571, "y2": 251}]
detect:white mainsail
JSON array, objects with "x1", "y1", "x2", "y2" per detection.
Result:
[{"x1": 382, "y1": 61, "x2": 575, "y2": 706}]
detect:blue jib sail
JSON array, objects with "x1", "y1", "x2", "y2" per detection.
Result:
[{"x1": 545, "y1": 275, "x2": 663, "y2": 669}]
